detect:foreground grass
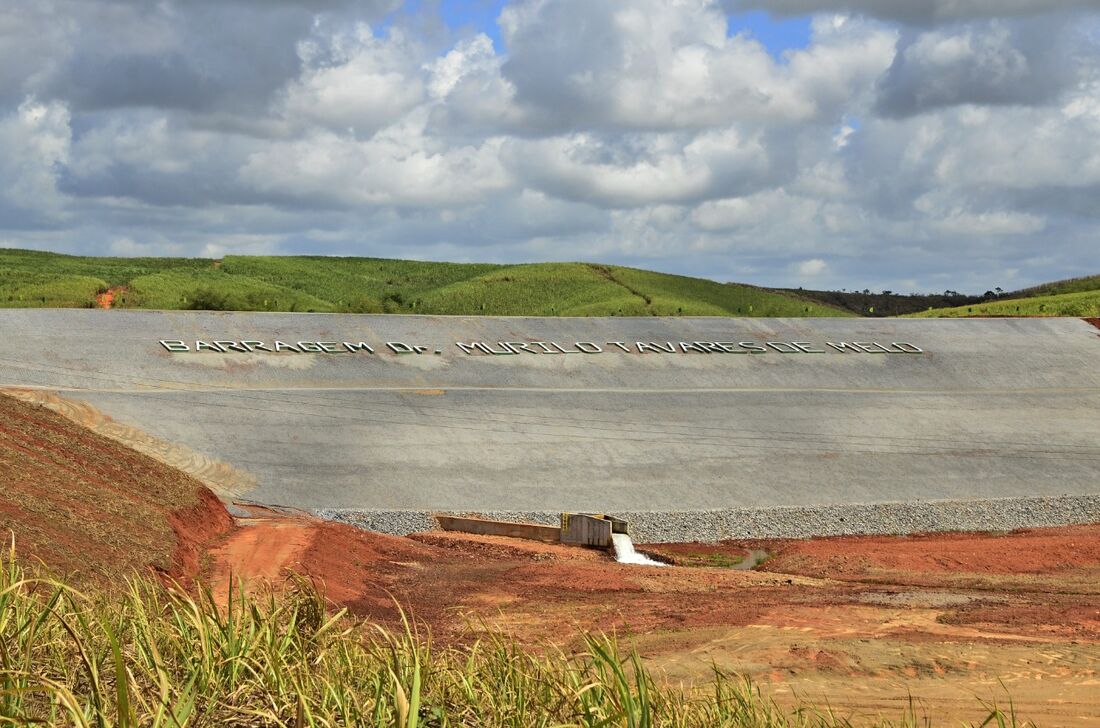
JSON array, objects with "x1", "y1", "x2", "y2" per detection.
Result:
[
  {"x1": 0, "y1": 248, "x2": 847, "y2": 317},
  {"x1": 0, "y1": 548, "x2": 1032, "y2": 727}
]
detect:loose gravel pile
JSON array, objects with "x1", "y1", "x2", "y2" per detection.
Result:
[{"x1": 316, "y1": 493, "x2": 1100, "y2": 543}]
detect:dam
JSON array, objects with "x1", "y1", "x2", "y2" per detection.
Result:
[{"x1": 1, "y1": 309, "x2": 1098, "y2": 541}]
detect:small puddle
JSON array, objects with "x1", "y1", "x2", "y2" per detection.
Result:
[{"x1": 676, "y1": 548, "x2": 771, "y2": 569}]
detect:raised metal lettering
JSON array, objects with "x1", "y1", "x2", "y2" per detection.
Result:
[{"x1": 477, "y1": 342, "x2": 516, "y2": 355}]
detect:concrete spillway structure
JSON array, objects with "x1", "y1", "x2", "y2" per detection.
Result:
[{"x1": 1, "y1": 310, "x2": 1098, "y2": 541}]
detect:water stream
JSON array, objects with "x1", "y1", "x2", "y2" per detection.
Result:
[{"x1": 610, "y1": 533, "x2": 666, "y2": 566}]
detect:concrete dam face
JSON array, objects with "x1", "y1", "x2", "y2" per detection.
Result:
[{"x1": 2, "y1": 310, "x2": 1098, "y2": 541}]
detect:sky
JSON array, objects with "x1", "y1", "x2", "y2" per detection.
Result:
[{"x1": 2, "y1": 1, "x2": 1099, "y2": 293}]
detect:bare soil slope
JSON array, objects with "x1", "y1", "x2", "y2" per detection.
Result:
[{"x1": 0, "y1": 392, "x2": 232, "y2": 583}]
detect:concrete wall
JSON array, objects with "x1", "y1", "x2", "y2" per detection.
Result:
[
  {"x1": 436, "y1": 514, "x2": 561, "y2": 543},
  {"x1": 561, "y1": 514, "x2": 614, "y2": 547},
  {"x1": 1, "y1": 310, "x2": 1098, "y2": 539}
]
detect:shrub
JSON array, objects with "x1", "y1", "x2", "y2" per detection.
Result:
[{"x1": 186, "y1": 287, "x2": 231, "y2": 311}]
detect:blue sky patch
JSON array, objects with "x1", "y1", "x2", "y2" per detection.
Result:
[
  {"x1": 726, "y1": 11, "x2": 813, "y2": 58},
  {"x1": 389, "y1": 2, "x2": 812, "y2": 58},
  {"x1": 438, "y1": 0, "x2": 510, "y2": 48}
]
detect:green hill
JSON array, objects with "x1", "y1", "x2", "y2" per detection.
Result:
[
  {"x1": 776, "y1": 288, "x2": 984, "y2": 317},
  {"x1": 0, "y1": 248, "x2": 849, "y2": 317},
  {"x1": 910, "y1": 273, "x2": 1100, "y2": 318},
  {"x1": 1004, "y1": 274, "x2": 1100, "y2": 299},
  {"x1": 909, "y1": 288, "x2": 1100, "y2": 318}
]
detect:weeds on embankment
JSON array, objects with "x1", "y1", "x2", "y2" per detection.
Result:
[
  {"x1": 0, "y1": 249, "x2": 847, "y2": 317},
  {"x1": 1, "y1": 544, "x2": 1030, "y2": 727}
]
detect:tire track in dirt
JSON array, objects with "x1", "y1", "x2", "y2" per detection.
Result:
[{"x1": 207, "y1": 518, "x2": 317, "y2": 605}]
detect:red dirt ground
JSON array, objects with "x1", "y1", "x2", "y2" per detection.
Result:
[
  {"x1": 204, "y1": 516, "x2": 1100, "y2": 725},
  {"x1": 208, "y1": 520, "x2": 1100, "y2": 639},
  {"x1": 0, "y1": 392, "x2": 232, "y2": 583},
  {"x1": 167, "y1": 487, "x2": 235, "y2": 584},
  {"x1": 653, "y1": 527, "x2": 1100, "y2": 580},
  {"x1": 95, "y1": 287, "x2": 125, "y2": 309}
]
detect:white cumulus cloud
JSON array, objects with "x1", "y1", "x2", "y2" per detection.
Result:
[{"x1": 1, "y1": 0, "x2": 1098, "y2": 292}]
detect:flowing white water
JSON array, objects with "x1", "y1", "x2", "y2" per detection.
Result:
[{"x1": 610, "y1": 533, "x2": 666, "y2": 566}]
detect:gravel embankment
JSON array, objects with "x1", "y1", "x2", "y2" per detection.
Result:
[{"x1": 316, "y1": 493, "x2": 1100, "y2": 543}]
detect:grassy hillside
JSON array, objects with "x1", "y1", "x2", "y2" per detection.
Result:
[
  {"x1": 9, "y1": 246, "x2": 1093, "y2": 318},
  {"x1": 1005, "y1": 274, "x2": 1100, "y2": 299},
  {"x1": 909, "y1": 288, "x2": 1100, "y2": 318},
  {"x1": 903, "y1": 271, "x2": 1100, "y2": 317},
  {"x1": 793, "y1": 272, "x2": 1100, "y2": 318},
  {"x1": 781, "y1": 288, "x2": 985, "y2": 317},
  {"x1": 0, "y1": 248, "x2": 849, "y2": 317}
]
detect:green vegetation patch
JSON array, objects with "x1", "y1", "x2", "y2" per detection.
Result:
[
  {"x1": 1006, "y1": 274, "x2": 1100, "y2": 299},
  {"x1": 606, "y1": 266, "x2": 847, "y2": 317},
  {"x1": 0, "y1": 269, "x2": 106, "y2": 307},
  {"x1": 676, "y1": 551, "x2": 748, "y2": 568},
  {"x1": 416, "y1": 263, "x2": 646, "y2": 316},
  {"x1": 4, "y1": 247, "x2": 1099, "y2": 319},
  {"x1": 0, "y1": 248, "x2": 855, "y2": 317},
  {"x1": 124, "y1": 269, "x2": 336, "y2": 312},
  {"x1": 221, "y1": 255, "x2": 501, "y2": 313},
  {"x1": 911, "y1": 289, "x2": 1100, "y2": 318},
  {"x1": 0, "y1": 248, "x2": 211, "y2": 287}
]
